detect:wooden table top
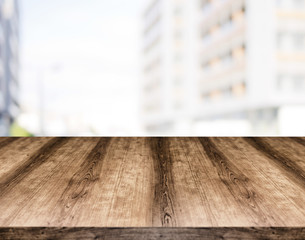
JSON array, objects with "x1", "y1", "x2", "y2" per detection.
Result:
[{"x1": 0, "y1": 137, "x2": 305, "y2": 239}]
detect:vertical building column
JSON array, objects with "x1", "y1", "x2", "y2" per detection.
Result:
[
  {"x1": 185, "y1": 0, "x2": 199, "y2": 119},
  {"x1": 161, "y1": 0, "x2": 174, "y2": 121},
  {"x1": 246, "y1": 0, "x2": 277, "y2": 107},
  {"x1": 0, "y1": 0, "x2": 19, "y2": 135}
]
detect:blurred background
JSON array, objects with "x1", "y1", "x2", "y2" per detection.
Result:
[{"x1": 1, "y1": 0, "x2": 305, "y2": 136}]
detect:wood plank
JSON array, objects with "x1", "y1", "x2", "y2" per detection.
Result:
[
  {"x1": 0, "y1": 138, "x2": 100, "y2": 226},
  {"x1": 0, "y1": 137, "x2": 305, "y2": 233},
  {"x1": 0, "y1": 138, "x2": 50, "y2": 179},
  {"x1": 0, "y1": 227, "x2": 305, "y2": 240}
]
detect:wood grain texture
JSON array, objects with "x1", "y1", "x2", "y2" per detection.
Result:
[
  {"x1": 1, "y1": 227, "x2": 305, "y2": 240},
  {"x1": 0, "y1": 137, "x2": 305, "y2": 230}
]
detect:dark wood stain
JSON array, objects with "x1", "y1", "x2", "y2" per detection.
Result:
[
  {"x1": 0, "y1": 137, "x2": 305, "y2": 238},
  {"x1": 52, "y1": 138, "x2": 112, "y2": 224},
  {"x1": 198, "y1": 137, "x2": 271, "y2": 225},
  {"x1": 149, "y1": 137, "x2": 177, "y2": 227},
  {"x1": 290, "y1": 137, "x2": 305, "y2": 147},
  {"x1": 0, "y1": 138, "x2": 19, "y2": 150},
  {"x1": 175, "y1": 137, "x2": 218, "y2": 226},
  {"x1": 0, "y1": 138, "x2": 68, "y2": 198},
  {"x1": 0, "y1": 227, "x2": 305, "y2": 240},
  {"x1": 244, "y1": 137, "x2": 305, "y2": 190}
]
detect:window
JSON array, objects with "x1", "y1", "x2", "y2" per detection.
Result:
[
  {"x1": 278, "y1": 32, "x2": 305, "y2": 51},
  {"x1": 201, "y1": 0, "x2": 212, "y2": 13},
  {"x1": 294, "y1": 75, "x2": 305, "y2": 91},
  {"x1": 232, "y1": 82, "x2": 246, "y2": 97},
  {"x1": 233, "y1": 46, "x2": 245, "y2": 60},
  {"x1": 278, "y1": 74, "x2": 305, "y2": 92},
  {"x1": 293, "y1": 0, "x2": 305, "y2": 8},
  {"x1": 277, "y1": 32, "x2": 285, "y2": 49},
  {"x1": 232, "y1": 8, "x2": 245, "y2": 22},
  {"x1": 210, "y1": 90, "x2": 222, "y2": 100},
  {"x1": 277, "y1": 32, "x2": 293, "y2": 51},
  {"x1": 223, "y1": 87, "x2": 232, "y2": 98},
  {"x1": 278, "y1": 75, "x2": 292, "y2": 91},
  {"x1": 222, "y1": 51, "x2": 233, "y2": 66},
  {"x1": 174, "y1": 30, "x2": 183, "y2": 39},
  {"x1": 202, "y1": 61, "x2": 211, "y2": 72},
  {"x1": 277, "y1": 0, "x2": 305, "y2": 9},
  {"x1": 276, "y1": 0, "x2": 283, "y2": 7},
  {"x1": 294, "y1": 33, "x2": 305, "y2": 51},
  {"x1": 202, "y1": 29, "x2": 211, "y2": 44},
  {"x1": 173, "y1": 6, "x2": 182, "y2": 15},
  {"x1": 220, "y1": 14, "x2": 233, "y2": 32}
]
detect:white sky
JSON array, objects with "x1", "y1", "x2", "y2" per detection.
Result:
[{"x1": 19, "y1": 0, "x2": 144, "y2": 135}]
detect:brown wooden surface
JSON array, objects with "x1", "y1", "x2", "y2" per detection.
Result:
[
  {"x1": 0, "y1": 227, "x2": 305, "y2": 240},
  {"x1": 0, "y1": 137, "x2": 305, "y2": 228}
]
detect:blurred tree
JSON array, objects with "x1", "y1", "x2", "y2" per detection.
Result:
[{"x1": 10, "y1": 122, "x2": 34, "y2": 137}]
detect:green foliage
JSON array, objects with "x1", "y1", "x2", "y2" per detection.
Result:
[{"x1": 10, "y1": 122, "x2": 34, "y2": 137}]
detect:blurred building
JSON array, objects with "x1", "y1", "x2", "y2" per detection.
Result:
[
  {"x1": 141, "y1": 0, "x2": 198, "y2": 134},
  {"x1": 141, "y1": 0, "x2": 305, "y2": 135},
  {"x1": 0, "y1": 0, "x2": 19, "y2": 136}
]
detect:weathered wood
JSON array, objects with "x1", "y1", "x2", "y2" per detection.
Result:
[
  {"x1": 0, "y1": 227, "x2": 305, "y2": 240},
  {"x1": 0, "y1": 137, "x2": 305, "y2": 238}
]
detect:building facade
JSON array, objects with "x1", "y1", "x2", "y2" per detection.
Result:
[
  {"x1": 141, "y1": 0, "x2": 199, "y2": 134},
  {"x1": 141, "y1": 0, "x2": 305, "y2": 135},
  {"x1": 0, "y1": 0, "x2": 19, "y2": 136}
]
